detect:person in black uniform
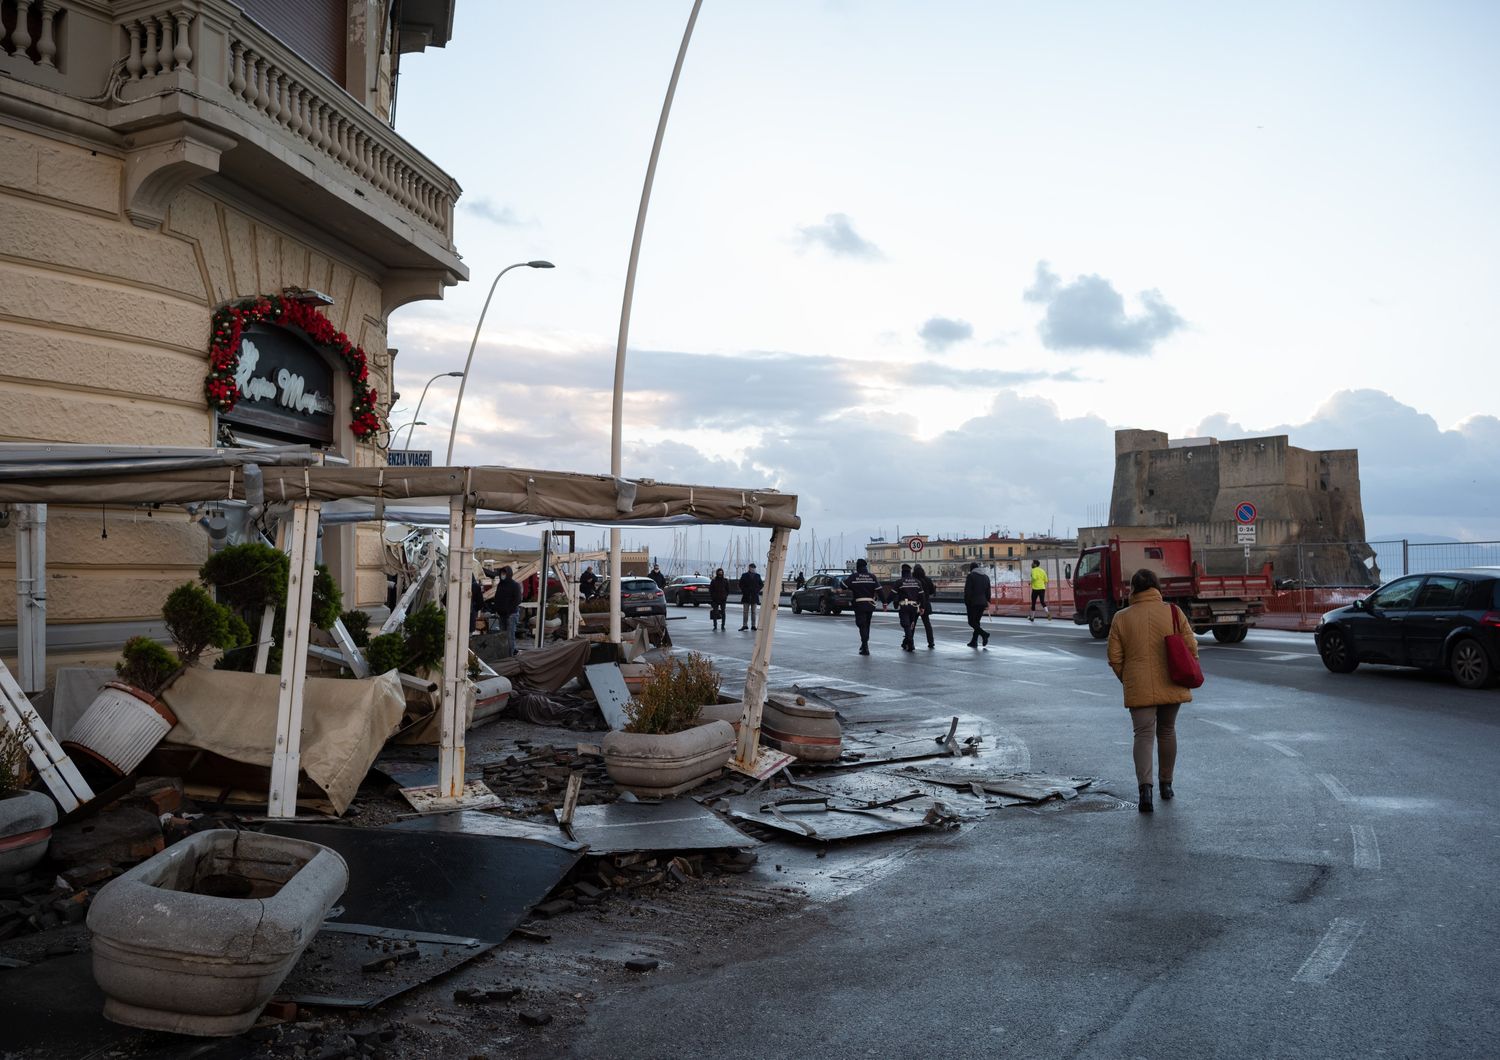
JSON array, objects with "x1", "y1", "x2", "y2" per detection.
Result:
[
  {"x1": 708, "y1": 568, "x2": 729, "y2": 631},
  {"x1": 964, "y1": 562, "x2": 992, "y2": 647},
  {"x1": 895, "y1": 563, "x2": 926, "y2": 651},
  {"x1": 579, "y1": 566, "x2": 598, "y2": 600},
  {"x1": 913, "y1": 563, "x2": 937, "y2": 649},
  {"x1": 846, "y1": 559, "x2": 881, "y2": 655},
  {"x1": 738, "y1": 564, "x2": 764, "y2": 630}
]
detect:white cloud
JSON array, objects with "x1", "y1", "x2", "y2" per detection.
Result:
[{"x1": 1023, "y1": 262, "x2": 1184, "y2": 355}]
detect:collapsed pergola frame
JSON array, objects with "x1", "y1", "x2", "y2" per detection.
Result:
[{"x1": 0, "y1": 448, "x2": 800, "y2": 816}]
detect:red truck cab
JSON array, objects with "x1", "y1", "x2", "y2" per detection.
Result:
[{"x1": 1072, "y1": 536, "x2": 1272, "y2": 643}]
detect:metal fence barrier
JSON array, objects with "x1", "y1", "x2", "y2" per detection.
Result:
[{"x1": 974, "y1": 539, "x2": 1500, "y2": 633}]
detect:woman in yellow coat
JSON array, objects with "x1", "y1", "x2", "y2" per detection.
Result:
[{"x1": 1106, "y1": 568, "x2": 1200, "y2": 813}]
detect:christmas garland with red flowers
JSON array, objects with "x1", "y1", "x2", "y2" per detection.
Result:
[{"x1": 205, "y1": 295, "x2": 383, "y2": 440}]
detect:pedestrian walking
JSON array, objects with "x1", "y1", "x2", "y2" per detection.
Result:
[
  {"x1": 738, "y1": 564, "x2": 764, "y2": 631},
  {"x1": 894, "y1": 563, "x2": 925, "y2": 651},
  {"x1": 913, "y1": 563, "x2": 937, "y2": 649},
  {"x1": 964, "y1": 562, "x2": 991, "y2": 647},
  {"x1": 795, "y1": 571, "x2": 807, "y2": 590},
  {"x1": 650, "y1": 563, "x2": 667, "y2": 590},
  {"x1": 492, "y1": 566, "x2": 522, "y2": 658},
  {"x1": 846, "y1": 559, "x2": 881, "y2": 656},
  {"x1": 1106, "y1": 568, "x2": 1200, "y2": 813},
  {"x1": 579, "y1": 566, "x2": 598, "y2": 600},
  {"x1": 1028, "y1": 559, "x2": 1050, "y2": 621},
  {"x1": 709, "y1": 568, "x2": 730, "y2": 631}
]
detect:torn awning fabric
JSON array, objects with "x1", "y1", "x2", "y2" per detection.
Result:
[{"x1": 0, "y1": 459, "x2": 800, "y2": 531}]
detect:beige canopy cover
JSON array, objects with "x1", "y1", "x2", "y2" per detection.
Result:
[{"x1": 0, "y1": 463, "x2": 800, "y2": 529}]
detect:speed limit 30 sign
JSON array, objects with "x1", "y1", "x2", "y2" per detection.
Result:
[{"x1": 906, "y1": 536, "x2": 925, "y2": 554}]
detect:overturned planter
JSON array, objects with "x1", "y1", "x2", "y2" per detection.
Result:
[
  {"x1": 761, "y1": 694, "x2": 843, "y2": 763},
  {"x1": 0, "y1": 789, "x2": 58, "y2": 876},
  {"x1": 602, "y1": 719, "x2": 735, "y2": 798},
  {"x1": 87, "y1": 829, "x2": 348, "y2": 1036},
  {"x1": 64, "y1": 682, "x2": 178, "y2": 777}
]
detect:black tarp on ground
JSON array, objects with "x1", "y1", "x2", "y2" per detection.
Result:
[{"x1": 259, "y1": 823, "x2": 580, "y2": 943}]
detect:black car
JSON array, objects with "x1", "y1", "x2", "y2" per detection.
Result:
[
  {"x1": 1314, "y1": 568, "x2": 1500, "y2": 689},
  {"x1": 790, "y1": 573, "x2": 852, "y2": 615},
  {"x1": 665, "y1": 576, "x2": 711, "y2": 606}
]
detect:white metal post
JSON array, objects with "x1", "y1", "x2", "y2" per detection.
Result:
[
  {"x1": 14, "y1": 504, "x2": 47, "y2": 694},
  {"x1": 438, "y1": 495, "x2": 476, "y2": 799},
  {"x1": 608, "y1": 0, "x2": 703, "y2": 645},
  {"x1": 736, "y1": 527, "x2": 790, "y2": 768},
  {"x1": 268, "y1": 500, "x2": 320, "y2": 818}
]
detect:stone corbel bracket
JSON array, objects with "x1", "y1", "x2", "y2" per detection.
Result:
[{"x1": 123, "y1": 120, "x2": 238, "y2": 228}]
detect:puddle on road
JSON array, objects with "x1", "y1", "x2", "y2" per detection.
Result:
[{"x1": 1025, "y1": 792, "x2": 1132, "y2": 814}]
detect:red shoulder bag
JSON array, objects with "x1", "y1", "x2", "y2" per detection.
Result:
[{"x1": 1165, "y1": 605, "x2": 1204, "y2": 689}]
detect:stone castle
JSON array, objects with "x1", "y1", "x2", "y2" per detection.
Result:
[{"x1": 1082, "y1": 430, "x2": 1376, "y2": 585}]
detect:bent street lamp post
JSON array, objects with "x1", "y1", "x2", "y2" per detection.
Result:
[
  {"x1": 404, "y1": 371, "x2": 464, "y2": 451},
  {"x1": 609, "y1": 0, "x2": 703, "y2": 645},
  {"x1": 446, "y1": 261, "x2": 555, "y2": 465}
]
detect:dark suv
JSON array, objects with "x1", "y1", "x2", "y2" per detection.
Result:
[
  {"x1": 1314, "y1": 568, "x2": 1500, "y2": 688},
  {"x1": 790, "y1": 573, "x2": 852, "y2": 615}
]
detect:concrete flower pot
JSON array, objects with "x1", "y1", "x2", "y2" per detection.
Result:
[
  {"x1": 0, "y1": 789, "x2": 58, "y2": 877},
  {"x1": 87, "y1": 829, "x2": 348, "y2": 1036},
  {"x1": 761, "y1": 695, "x2": 843, "y2": 762},
  {"x1": 63, "y1": 682, "x2": 178, "y2": 777},
  {"x1": 602, "y1": 719, "x2": 735, "y2": 797}
]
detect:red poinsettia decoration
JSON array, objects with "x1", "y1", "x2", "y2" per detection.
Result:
[{"x1": 204, "y1": 295, "x2": 384, "y2": 440}]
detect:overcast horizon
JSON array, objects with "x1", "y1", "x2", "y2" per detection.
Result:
[{"x1": 385, "y1": 1, "x2": 1499, "y2": 557}]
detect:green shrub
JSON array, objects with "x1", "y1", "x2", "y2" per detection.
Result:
[
  {"x1": 366, "y1": 632, "x2": 405, "y2": 675},
  {"x1": 161, "y1": 582, "x2": 236, "y2": 665},
  {"x1": 311, "y1": 564, "x2": 342, "y2": 630},
  {"x1": 116, "y1": 636, "x2": 181, "y2": 695},
  {"x1": 402, "y1": 603, "x2": 447, "y2": 672},
  {"x1": 340, "y1": 610, "x2": 372, "y2": 647},
  {"x1": 200, "y1": 543, "x2": 287, "y2": 612},
  {"x1": 623, "y1": 653, "x2": 722, "y2": 735}
]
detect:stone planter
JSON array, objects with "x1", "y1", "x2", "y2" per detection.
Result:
[
  {"x1": 602, "y1": 719, "x2": 735, "y2": 797},
  {"x1": 761, "y1": 694, "x2": 843, "y2": 762},
  {"x1": 87, "y1": 829, "x2": 348, "y2": 1036},
  {"x1": 63, "y1": 682, "x2": 178, "y2": 777},
  {"x1": 0, "y1": 789, "x2": 58, "y2": 877}
]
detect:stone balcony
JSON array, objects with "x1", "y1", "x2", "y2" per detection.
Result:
[{"x1": 0, "y1": 0, "x2": 465, "y2": 305}]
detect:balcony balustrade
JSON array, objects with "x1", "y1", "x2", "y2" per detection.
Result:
[{"x1": 1, "y1": 0, "x2": 462, "y2": 286}]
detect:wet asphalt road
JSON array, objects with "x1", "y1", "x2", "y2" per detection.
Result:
[{"x1": 569, "y1": 608, "x2": 1500, "y2": 1059}]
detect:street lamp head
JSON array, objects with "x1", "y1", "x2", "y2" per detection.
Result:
[
  {"x1": 526, "y1": 260, "x2": 555, "y2": 269},
  {"x1": 445, "y1": 371, "x2": 465, "y2": 377}
]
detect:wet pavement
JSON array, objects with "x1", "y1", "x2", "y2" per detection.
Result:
[{"x1": 7, "y1": 610, "x2": 1498, "y2": 1058}]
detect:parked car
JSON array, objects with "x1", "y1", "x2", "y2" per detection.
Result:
[
  {"x1": 665, "y1": 576, "x2": 711, "y2": 606},
  {"x1": 596, "y1": 577, "x2": 668, "y2": 617},
  {"x1": 790, "y1": 573, "x2": 852, "y2": 615},
  {"x1": 1314, "y1": 568, "x2": 1500, "y2": 689}
]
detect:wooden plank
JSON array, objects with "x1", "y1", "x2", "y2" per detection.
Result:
[{"x1": 268, "y1": 499, "x2": 319, "y2": 818}]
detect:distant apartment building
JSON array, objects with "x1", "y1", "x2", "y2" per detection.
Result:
[
  {"x1": 1083, "y1": 429, "x2": 1374, "y2": 584},
  {"x1": 0, "y1": 0, "x2": 465, "y2": 666},
  {"x1": 865, "y1": 532, "x2": 1077, "y2": 582}
]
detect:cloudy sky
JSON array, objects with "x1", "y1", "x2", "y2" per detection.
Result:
[{"x1": 386, "y1": 1, "x2": 1500, "y2": 560}]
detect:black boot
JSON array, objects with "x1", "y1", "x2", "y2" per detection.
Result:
[
  {"x1": 1138, "y1": 785, "x2": 1154, "y2": 813},
  {"x1": 967, "y1": 638, "x2": 978, "y2": 648},
  {"x1": 980, "y1": 630, "x2": 989, "y2": 646},
  {"x1": 1160, "y1": 781, "x2": 1174, "y2": 800}
]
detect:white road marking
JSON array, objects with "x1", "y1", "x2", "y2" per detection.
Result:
[
  {"x1": 1293, "y1": 917, "x2": 1366, "y2": 984},
  {"x1": 1069, "y1": 688, "x2": 1108, "y2": 697},
  {"x1": 1351, "y1": 824, "x2": 1381, "y2": 870},
  {"x1": 1317, "y1": 773, "x2": 1354, "y2": 803},
  {"x1": 1202, "y1": 719, "x2": 1242, "y2": 732},
  {"x1": 1257, "y1": 738, "x2": 1302, "y2": 758},
  {"x1": 1260, "y1": 651, "x2": 1315, "y2": 662}
]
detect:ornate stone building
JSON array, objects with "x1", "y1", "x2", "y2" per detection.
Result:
[{"x1": 0, "y1": 0, "x2": 464, "y2": 668}]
